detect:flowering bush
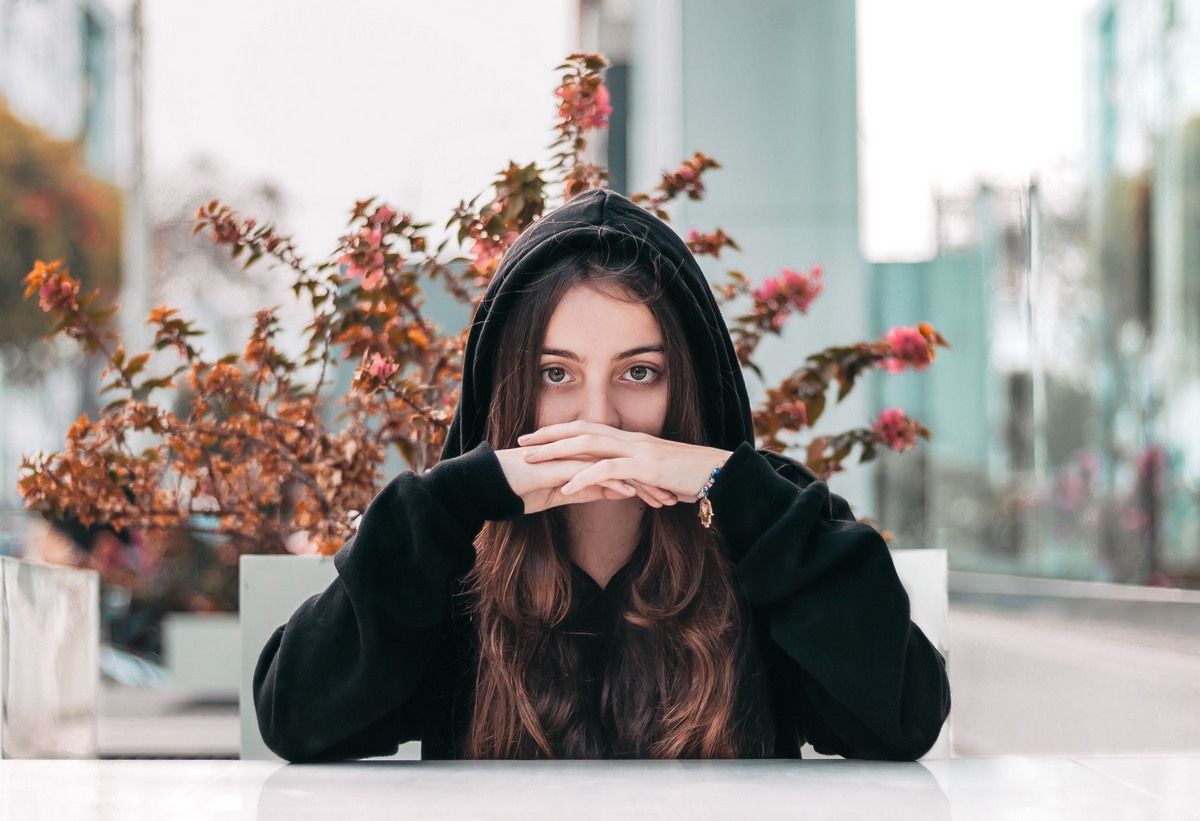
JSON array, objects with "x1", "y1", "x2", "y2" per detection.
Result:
[{"x1": 18, "y1": 53, "x2": 948, "y2": 567}]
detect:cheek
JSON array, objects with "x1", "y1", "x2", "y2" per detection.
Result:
[
  {"x1": 626, "y1": 387, "x2": 670, "y2": 434},
  {"x1": 535, "y1": 389, "x2": 567, "y2": 429}
]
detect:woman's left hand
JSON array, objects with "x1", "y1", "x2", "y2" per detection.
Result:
[{"x1": 518, "y1": 421, "x2": 732, "y2": 506}]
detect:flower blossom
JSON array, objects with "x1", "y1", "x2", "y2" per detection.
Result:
[
  {"x1": 38, "y1": 277, "x2": 80, "y2": 312},
  {"x1": 556, "y1": 80, "x2": 612, "y2": 130},
  {"x1": 754, "y1": 266, "x2": 823, "y2": 329},
  {"x1": 686, "y1": 228, "x2": 735, "y2": 258},
  {"x1": 470, "y1": 231, "x2": 519, "y2": 277},
  {"x1": 879, "y1": 325, "x2": 933, "y2": 373},
  {"x1": 872, "y1": 407, "x2": 919, "y2": 452},
  {"x1": 370, "y1": 205, "x2": 396, "y2": 225},
  {"x1": 366, "y1": 352, "x2": 399, "y2": 380},
  {"x1": 339, "y1": 224, "x2": 394, "y2": 291}
]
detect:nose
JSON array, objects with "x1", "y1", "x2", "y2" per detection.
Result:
[{"x1": 577, "y1": 380, "x2": 621, "y2": 429}]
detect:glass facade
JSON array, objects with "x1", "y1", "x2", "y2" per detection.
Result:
[{"x1": 871, "y1": 0, "x2": 1200, "y2": 587}]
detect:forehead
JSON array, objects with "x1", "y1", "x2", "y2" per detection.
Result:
[{"x1": 542, "y1": 283, "x2": 662, "y2": 344}]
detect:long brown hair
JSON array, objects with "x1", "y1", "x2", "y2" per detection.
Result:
[{"x1": 462, "y1": 244, "x2": 767, "y2": 758}]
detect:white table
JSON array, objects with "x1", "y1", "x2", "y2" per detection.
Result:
[{"x1": 2, "y1": 756, "x2": 1198, "y2": 819}]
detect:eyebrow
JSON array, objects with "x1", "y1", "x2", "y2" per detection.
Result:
[{"x1": 540, "y1": 344, "x2": 665, "y2": 362}]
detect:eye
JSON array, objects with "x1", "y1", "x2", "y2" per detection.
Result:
[
  {"x1": 541, "y1": 366, "x2": 571, "y2": 387},
  {"x1": 625, "y1": 364, "x2": 661, "y2": 386}
]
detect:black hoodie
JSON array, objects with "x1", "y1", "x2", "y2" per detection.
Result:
[{"x1": 253, "y1": 188, "x2": 951, "y2": 762}]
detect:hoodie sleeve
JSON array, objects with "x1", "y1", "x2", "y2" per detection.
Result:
[
  {"x1": 252, "y1": 440, "x2": 524, "y2": 762},
  {"x1": 706, "y1": 441, "x2": 951, "y2": 761}
]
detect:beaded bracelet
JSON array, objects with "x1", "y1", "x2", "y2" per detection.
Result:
[{"x1": 696, "y1": 464, "x2": 723, "y2": 529}]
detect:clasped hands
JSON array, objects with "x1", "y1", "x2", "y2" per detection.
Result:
[{"x1": 493, "y1": 420, "x2": 733, "y2": 516}]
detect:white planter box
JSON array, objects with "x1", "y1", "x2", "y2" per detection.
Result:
[
  {"x1": 161, "y1": 612, "x2": 240, "y2": 699},
  {"x1": 239, "y1": 554, "x2": 419, "y2": 761},
  {"x1": 0, "y1": 556, "x2": 99, "y2": 758},
  {"x1": 891, "y1": 547, "x2": 951, "y2": 759}
]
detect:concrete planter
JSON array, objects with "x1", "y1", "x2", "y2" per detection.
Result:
[
  {"x1": 238, "y1": 554, "x2": 419, "y2": 761},
  {"x1": 0, "y1": 556, "x2": 99, "y2": 758},
  {"x1": 891, "y1": 547, "x2": 951, "y2": 758},
  {"x1": 160, "y1": 611, "x2": 240, "y2": 699},
  {"x1": 240, "y1": 554, "x2": 335, "y2": 759}
]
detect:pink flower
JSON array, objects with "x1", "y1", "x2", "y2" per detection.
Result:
[
  {"x1": 753, "y1": 266, "x2": 823, "y2": 314},
  {"x1": 371, "y1": 205, "x2": 396, "y2": 225},
  {"x1": 872, "y1": 407, "x2": 919, "y2": 452},
  {"x1": 754, "y1": 278, "x2": 781, "y2": 303},
  {"x1": 880, "y1": 325, "x2": 933, "y2": 373},
  {"x1": 340, "y1": 244, "x2": 392, "y2": 290},
  {"x1": 586, "y1": 83, "x2": 612, "y2": 128},
  {"x1": 366, "y1": 352, "x2": 399, "y2": 380},
  {"x1": 556, "y1": 80, "x2": 613, "y2": 130},
  {"x1": 360, "y1": 268, "x2": 386, "y2": 291},
  {"x1": 38, "y1": 278, "x2": 78, "y2": 312},
  {"x1": 471, "y1": 233, "x2": 517, "y2": 275},
  {"x1": 471, "y1": 239, "x2": 501, "y2": 274}
]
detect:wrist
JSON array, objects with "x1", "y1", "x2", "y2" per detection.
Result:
[
  {"x1": 696, "y1": 448, "x2": 733, "y2": 529},
  {"x1": 417, "y1": 440, "x2": 525, "y2": 537}
]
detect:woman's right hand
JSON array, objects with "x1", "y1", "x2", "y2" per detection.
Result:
[{"x1": 493, "y1": 446, "x2": 678, "y2": 515}]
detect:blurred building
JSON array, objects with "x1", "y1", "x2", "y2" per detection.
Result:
[
  {"x1": 869, "y1": 0, "x2": 1200, "y2": 586},
  {"x1": 580, "y1": 0, "x2": 1199, "y2": 587},
  {"x1": 0, "y1": 0, "x2": 121, "y2": 181},
  {"x1": 0, "y1": 0, "x2": 127, "y2": 539},
  {"x1": 582, "y1": 0, "x2": 875, "y2": 510}
]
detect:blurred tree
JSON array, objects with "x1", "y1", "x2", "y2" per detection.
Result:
[{"x1": 0, "y1": 103, "x2": 121, "y2": 381}]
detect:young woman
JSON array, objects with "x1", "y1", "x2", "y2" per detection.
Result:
[{"x1": 253, "y1": 188, "x2": 951, "y2": 761}]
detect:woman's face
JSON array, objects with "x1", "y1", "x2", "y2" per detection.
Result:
[{"x1": 535, "y1": 282, "x2": 670, "y2": 436}]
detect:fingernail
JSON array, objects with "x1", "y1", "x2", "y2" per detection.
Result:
[{"x1": 561, "y1": 484, "x2": 575, "y2": 495}]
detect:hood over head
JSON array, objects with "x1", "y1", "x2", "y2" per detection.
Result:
[{"x1": 439, "y1": 188, "x2": 753, "y2": 462}]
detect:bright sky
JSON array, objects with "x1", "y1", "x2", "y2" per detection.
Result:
[
  {"x1": 144, "y1": 1, "x2": 575, "y2": 264},
  {"x1": 141, "y1": 0, "x2": 1099, "y2": 266},
  {"x1": 858, "y1": 0, "x2": 1098, "y2": 260}
]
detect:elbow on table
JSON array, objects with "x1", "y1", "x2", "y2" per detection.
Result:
[{"x1": 889, "y1": 672, "x2": 952, "y2": 762}]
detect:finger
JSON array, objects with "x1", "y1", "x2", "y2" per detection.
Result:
[
  {"x1": 564, "y1": 456, "x2": 672, "y2": 499},
  {"x1": 611, "y1": 479, "x2": 666, "y2": 508},
  {"x1": 518, "y1": 421, "x2": 639, "y2": 447},
  {"x1": 560, "y1": 458, "x2": 636, "y2": 496},
  {"x1": 524, "y1": 432, "x2": 631, "y2": 463},
  {"x1": 629, "y1": 479, "x2": 677, "y2": 506},
  {"x1": 599, "y1": 479, "x2": 638, "y2": 498},
  {"x1": 550, "y1": 480, "x2": 631, "y2": 509}
]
